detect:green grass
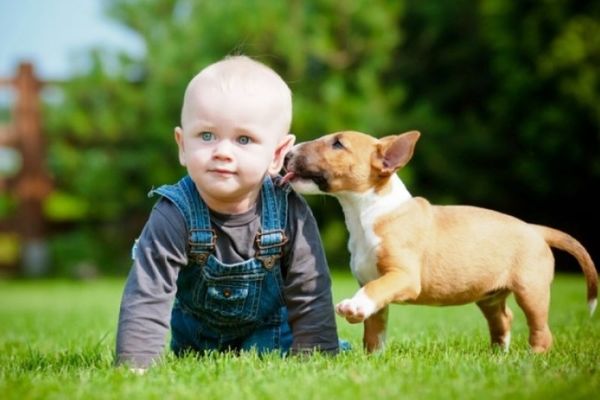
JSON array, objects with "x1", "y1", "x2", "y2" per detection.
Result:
[{"x1": 1, "y1": 272, "x2": 598, "y2": 399}]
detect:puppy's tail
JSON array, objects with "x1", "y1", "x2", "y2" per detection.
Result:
[{"x1": 532, "y1": 224, "x2": 598, "y2": 316}]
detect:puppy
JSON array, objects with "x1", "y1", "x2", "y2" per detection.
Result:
[{"x1": 282, "y1": 130, "x2": 597, "y2": 353}]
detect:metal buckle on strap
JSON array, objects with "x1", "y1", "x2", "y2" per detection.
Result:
[
  {"x1": 189, "y1": 228, "x2": 217, "y2": 249},
  {"x1": 188, "y1": 228, "x2": 216, "y2": 266},
  {"x1": 255, "y1": 230, "x2": 287, "y2": 269},
  {"x1": 255, "y1": 229, "x2": 289, "y2": 249}
]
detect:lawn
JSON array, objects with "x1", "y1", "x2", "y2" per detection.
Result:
[{"x1": 0, "y1": 271, "x2": 598, "y2": 399}]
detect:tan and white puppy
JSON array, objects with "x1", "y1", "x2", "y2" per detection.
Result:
[{"x1": 282, "y1": 130, "x2": 598, "y2": 353}]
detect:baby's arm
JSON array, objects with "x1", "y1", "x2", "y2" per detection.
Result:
[
  {"x1": 282, "y1": 193, "x2": 340, "y2": 354},
  {"x1": 116, "y1": 200, "x2": 187, "y2": 370}
]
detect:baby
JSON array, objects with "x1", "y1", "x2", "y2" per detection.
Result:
[{"x1": 116, "y1": 56, "x2": 340, "y2": 371}]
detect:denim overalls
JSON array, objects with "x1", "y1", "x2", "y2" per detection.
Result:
[{"x1": 151, "y1": 175, "x2": 293, "y2": 355}]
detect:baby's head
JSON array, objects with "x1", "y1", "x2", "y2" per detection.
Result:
[
  {"x1": 180, "y1": 56, "x2": 292, "y2": 141},
  {"x1": 175, "y1": 56, "x2": 295, "y2": 213}
]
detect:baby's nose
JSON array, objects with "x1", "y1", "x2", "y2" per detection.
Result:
[{"x1": 213, "y1": 139, "x2": 234, "y2": 159}]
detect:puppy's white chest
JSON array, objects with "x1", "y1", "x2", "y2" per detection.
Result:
[
  {"x1": 347, "y1": 219, "x2": 381, "y2": 285},
  {"x1": 338, "y1": 176, "x2": 412, "y2": 286}
]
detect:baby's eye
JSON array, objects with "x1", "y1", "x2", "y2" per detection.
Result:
[
  {"x1": 237, "y1": 136, "x2": 252, "y2": 145},
  {"x1": 200, "y1": 131, "x2": 214, "y2": 141}
]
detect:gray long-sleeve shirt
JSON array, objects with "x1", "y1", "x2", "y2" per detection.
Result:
[{"x1": 116, "y1": 190, "x2": 339, "y2": 368}]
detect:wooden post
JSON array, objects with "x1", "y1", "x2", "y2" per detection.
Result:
[{"x1": 4, "y1": 62, "x2": 52, "y2": 276}]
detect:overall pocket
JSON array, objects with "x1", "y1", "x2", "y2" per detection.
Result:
[{"x1": 195, "y1": 258, "x2": 266, "y2": 325}]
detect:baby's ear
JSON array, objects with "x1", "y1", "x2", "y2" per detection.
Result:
[
  {"x1": 268, "y1": 134, "x2": 296, "y2": 175},
  {"x1": 174, "y1": 127, "x2": 186, "y2": 166}
]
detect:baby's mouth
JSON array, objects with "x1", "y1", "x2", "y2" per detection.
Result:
[{"x1": 210, "y1": 168, "x2": 236, "y2": 176}]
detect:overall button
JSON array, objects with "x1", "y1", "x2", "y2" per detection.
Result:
[
  {"x1": 223, "y1": 289, "x2": 231, "y2": 298},
  {"x1": 261, "y1": 255, "x2": 276, "y2": 268}
]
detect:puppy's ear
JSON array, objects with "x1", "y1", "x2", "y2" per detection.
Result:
[{"x1": 372, "y1": 131, "x2": 420, "y2": 177}]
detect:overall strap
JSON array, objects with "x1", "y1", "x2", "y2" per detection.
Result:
[
  {"x1": 255, "y1": 176, "x2": 291, "y2": 268},
  {"x1": 150, "y1": 176, "x2": 216, "y2": 266}
]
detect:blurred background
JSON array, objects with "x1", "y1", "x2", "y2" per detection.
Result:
[{"x1": 0, "y1": 0, "x2": 598, "y2": 278}]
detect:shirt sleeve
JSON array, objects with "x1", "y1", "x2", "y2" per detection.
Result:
[
  {"x1": 283, "y1": 192, "x2": 340, "y2": 354},
  {"x1": 115, "y1": 199, "x2": 187, "y2": 368}
]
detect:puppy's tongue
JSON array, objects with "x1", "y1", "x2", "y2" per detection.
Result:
[{"x1": 280, "y1": 171, "x2": 296, "y2": 184}]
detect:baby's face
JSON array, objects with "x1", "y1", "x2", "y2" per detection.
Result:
[{"x1": 175, "y1": 79, "x2": 292, "y2": 214}]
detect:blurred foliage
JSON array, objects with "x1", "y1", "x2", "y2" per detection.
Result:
[
  {"x1": 0, "y1": 233, "x2": 19, "y2": 265},
  {"x1": 39, "y1": 0, "x2": 599, "y2": 275},
  {"x1": 0, "y1": 194, "x2": 17, "y2": 218}
]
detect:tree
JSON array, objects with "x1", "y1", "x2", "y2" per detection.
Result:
[
  {"x1": 43, "y1": 0, "x2": 600, "y2": 274},
  {"x1": 391, "y1": 0, "x2": 600, "y2": 267},
  {"x1": 44, "y1": 0, "x2": 405, "y2": 272}
]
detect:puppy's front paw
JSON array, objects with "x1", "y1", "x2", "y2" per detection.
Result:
[
  {"x1": 336, "y1": 299, "x2": 364, "y2": 323},
  {"x1": 336, "y1": 293, "x2": 376, "y2": 323}
]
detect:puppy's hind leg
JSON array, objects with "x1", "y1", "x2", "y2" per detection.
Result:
[
  {"x1": 476, "y1": 291, "x2": 513, "y2": 352},
  {"x1": 513, "y1": 285, "x2": 553, "y2": 353},
  {"x1": 513, "y1": 253, "x2": 554, "y2": 353}
]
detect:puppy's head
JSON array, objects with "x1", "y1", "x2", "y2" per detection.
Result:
[{"x1": 282, "y1": 130, "x2": 420, "y2": 195}]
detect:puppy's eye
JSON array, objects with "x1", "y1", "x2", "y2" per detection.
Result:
[{"x1": 332, "y1": 138, "x2": 345, "y2": 150}]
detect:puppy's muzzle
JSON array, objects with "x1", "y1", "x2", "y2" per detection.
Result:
[{"x1": 281, "y1": 151, "x2": 330, "y2": 192}]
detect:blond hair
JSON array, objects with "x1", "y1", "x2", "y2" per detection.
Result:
[{"x1": 181, "y1": 56, "x2": 292, "y2": 137}]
